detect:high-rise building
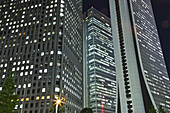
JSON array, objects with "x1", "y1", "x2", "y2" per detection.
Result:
[
  {"x1": 0, "y1": 0, "x2": 83, "y2": 113},
  {"x1": 83, "y1": 8, "x2": 116, "y2": 113},
  {"x1": 109, "y1": 0, "x2": 170, "y2": 113}
]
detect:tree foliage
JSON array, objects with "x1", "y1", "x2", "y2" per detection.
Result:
[
  {"x1": 80, "y1": 108, "x2": 93, "y2": 113},
  {"x1": 58, "y1": 103, "x2": 65, "y2": 113},
  {"x1": 0, "y1": 75, "x2": 18, "y2": 113},
  {"x1": 50, "y1": 103, "x2": 65, "y2": 113},
  {"x1": 158, "y1": 106, "x2": 166, "y2": 113},
  {"x1": 149, "y1": 105, "x2": 166, "y2": 113},
  {"x1": 149, "y1": 105, "x2": 157, "y2": 113}
]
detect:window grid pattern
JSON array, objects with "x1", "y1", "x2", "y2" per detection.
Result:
[
  {"x1": 0, "y1": 0, "x2": 83, "y2": 113},
  {"x1": 132, "y1": 0, "x2": 170, "y2": 112},
  {"x1": 85, "y1": 8, "x2": 116, "y2": 113}
]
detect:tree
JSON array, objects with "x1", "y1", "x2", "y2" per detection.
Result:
[
  {"x1": 0, "y1": 75, "x2": 18, "y2": 113},
  {"x1": 149, "y1": 105, "x2": 157, "y2": 113},
  {"x1": 149, "y1": 105, "x2": 166, "y2": 113},
  {"x1": 50, "y1": 103, "x2": 65, "y2": 113},
  {"x1": 80, "y1": 108, "x2": 93, "y2": 113},
  {"x1": 58, "y1": 103, "x2": 65, "y2": 113},
  {"x1": 158, "y1": 106, "x2": 166, "y2": 113}
]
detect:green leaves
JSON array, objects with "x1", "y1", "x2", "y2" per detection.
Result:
[
  {"x1": 50, "y1": 102, "x2": 65, "y2": 113},
  {"x1": 80, "y1": 108, "x2": 93, "y2": 113},
  {"x1": 149, "y1": 105, "x2": 157, "y2": 113},
  {"x1": 0, "y1": 75, "x2": 18, "y2": 113},
  {"x1": 58, "y1": 104, "x2": 65, "y2": 113},
  {"x1": 158, "y1": 106, "x2": 166, "y2": 113},
  {"x1": 149, "y1": 105, "x2": 166, "y2": 113}
]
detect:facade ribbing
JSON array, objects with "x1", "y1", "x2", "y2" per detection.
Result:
[{"x1": 109, "y1": 0, "x2": 170, "y2": 113}]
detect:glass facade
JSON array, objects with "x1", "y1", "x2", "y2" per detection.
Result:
[
  {"x1": 132, "y1": 0, "x2": 170, "y2": 112},
  {"x1": 0, "y1": 0, "x2": 83, "y2": 113},
  {"x1": 84, "y1": 8, "x2": 116, "y2": 113},
  {"x1": 109, "y1": 0, "x2": 170, "y2": 112}
]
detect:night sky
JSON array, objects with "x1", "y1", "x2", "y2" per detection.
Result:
[{"x1": 83, "y1": 0, "x2": 170, "y2": 76}]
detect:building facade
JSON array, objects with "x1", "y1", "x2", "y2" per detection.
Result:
[
  {"x1": 0, "y1": 0, "x2": 83, "y2": 113},
  {"x1": 109, "y1": 0, "x2": 170, "y2": 113},
  {"x1": 83, "y1": 8, "x2": 116, "y2": 113}
]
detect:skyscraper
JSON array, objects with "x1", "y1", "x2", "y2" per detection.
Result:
[
  {"x1": 109, "y1": 0, "x2": 170, "y2": 113},
  {"x1": 83, "y1": 8, "x2": 116, "y2": 113},
  {"x1": 0, "y1": 0, "x2": 83, "y2": 113}
]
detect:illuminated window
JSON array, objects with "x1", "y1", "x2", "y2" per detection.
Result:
[
  {"x1": 17, "y1": 67, "x2": 20, "y2": 71},
  {"x1": 55, "y1": 87, "x2": 60, "y2": 92},
  {"x1": 18, "y1": 61, "x2": 21, "y2": 65},
  {"x1": 23, "y1": 84, "x2": 26, "y2": 88},
  {"x1": 30, "y1": 65, "x2": 33, "y2": 69},
  {"x1": 50, "y1": 51, "x2": 54, "y2": 54},
  {"x1": 28, "y1": 83, "x2": 31, "y2": 87},
  {"x1": 27, "y1": 60, "x2": 30, "y2": 63},
  {"x1": 39, "y1": 70, "x2": 42, "y2": 73},
  {"x1": 42, "y1": 88, "x2": 46, "y2": 92},
  {"x1": 21, "y1": 66, "x2": 24, "y2": 70},
  {"x1": 21, "y1": 98, "x2": 24, "y2": 101},
  {"x1": 50, "y1": 62, "x2": 53, "y2": 66},
  {"x1": 44, "y1": 69, "x2": 47, "y2": 73},
  {"x1": 47, "y1": 95, "x2": 50, "y2": 99},
  {"x1": 12, "y1": 68, "x2": 15, "y2": 71},
  {"x1": 26, "y1": 98, "x2": 29, "y2": 101},
  {"x1": 20, "y1": 72, "x2": 23, "y2": 76},
  {"x1": 36, "y1": 96, "x2": 40, "y2": 100},
  {"x1": 2, "y1": 75, "x2": 5, "y2": 78},
  {"x1": 41, "y1": 96, "x2": 45, "y2": 100}
]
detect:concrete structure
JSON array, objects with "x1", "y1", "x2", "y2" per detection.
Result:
[
  {"x1": 109, "y1": 0, "x2": 170, "y2": 113},
  {"x1": 83, "y1": 8, "x2": 116, "y2": 113},
  {"x1": 0, "y1": 0, "x2": 83, "y2": 113}
]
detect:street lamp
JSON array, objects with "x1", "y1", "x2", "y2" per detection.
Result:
[
  {"x1": 52, "y1": 95, "x2": 65, "y2": 113},
  {"x1": 55, "y1": 100, "x2": 61, "y2": 113},
  {"x1": 57, "y1": 100, "x2": 61, "y2": 104}
]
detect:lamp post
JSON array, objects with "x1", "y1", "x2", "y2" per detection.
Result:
[
  {"x1": 52, "y1": 95, "x2": 65, "y2": 113},
  {"x1": 55, "y1": 99, "x2": 61, "y2": 113}
]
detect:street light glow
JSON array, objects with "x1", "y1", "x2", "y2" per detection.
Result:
[
  {"x1": 57, "y1": 100, "x2": 61, "y2": 104},
  {"x1": 51, "y1": 95, "x2": 67, "y2": 113}
]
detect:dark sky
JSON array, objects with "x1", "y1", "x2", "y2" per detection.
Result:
[{"x1": 83, "y1": 0, "x2": 170, "y2": 76}]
